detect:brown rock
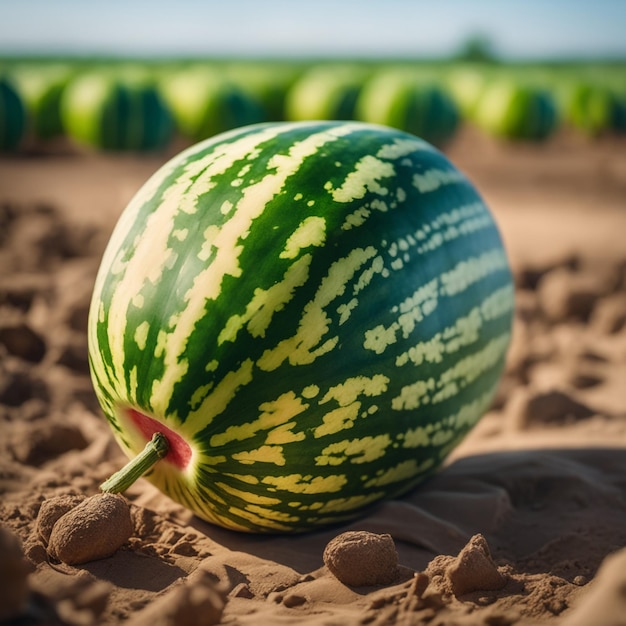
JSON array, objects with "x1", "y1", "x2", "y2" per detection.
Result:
[
  {"x1": 36, "y1": 493, "x2": 87, "y2": 544},
  {"x1": 47, "y1": 493, "x2": 133, "y2": 565},
  {"x1": 323, "y1": 530, "x2": 399, "y2": 587},
  {"x1": 446, "y1": 534, "x2": 507, "y2": 596},
  {"x1": 0, "y1": 526, "x2": 32, "y2": 621}
]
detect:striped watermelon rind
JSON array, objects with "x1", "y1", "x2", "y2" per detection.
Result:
[{"x1": 89, "y1": 120, "x2": 513, "y2": 533}]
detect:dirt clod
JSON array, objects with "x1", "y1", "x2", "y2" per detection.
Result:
[
  {"x1": 47, "y1": 493, "x2": 133, "y2": 565},
  {"x1": 446, "y1": 534, "x2": 508, "y2": 596},
  {"x1": 324, "y1": 531, "x2": 399, "y2": 587},
  {"x1": 36, "y1": 493, "x2": 87, "y2": 544}
]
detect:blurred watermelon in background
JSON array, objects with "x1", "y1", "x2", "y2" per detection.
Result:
[
  {"x1": 284, "y1": 63, "x2": 369, "y2": 121},
  {"x1": 0, "y1": 72, "x2": 27, "y2": 150},
  {"x1": 157, "y1": 64, "x2": 264, "y2": 143},
  {"x1": 9, "y1": 63, "x2": 74, "y2": 140},
  {"x1": 0, "y1": 0, "x2": 624, "y2": 154},
  {"x1": 60, "y1": 67, "x2": 174, "y2": 151},
  {"x1": 446, "y1": 65, "x2": 493, "y2": 120},
  {"x1": 1, "y1": 57, "x2": 625, "y2": 152},
  {"x1": 224, "y1": 61, "x2": 301, "y2": 122},
  {"x1": 557, "y1": 77, "x2": 626, "y2": 137},
  {"x1": 471, "y1": 78, "x2": 559, "y2": 141},
  {"x1": 355, "y1": 66, "x2": 461, "y2": 147}
]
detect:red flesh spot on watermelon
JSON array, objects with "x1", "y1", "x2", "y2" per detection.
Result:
[{"x1": 127, "y1": 408, "x2": 192, "y2": 470}]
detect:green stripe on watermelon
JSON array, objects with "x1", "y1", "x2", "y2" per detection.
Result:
[{"x1": 89, "y1": 120, "x2": 513, "y2": 532}]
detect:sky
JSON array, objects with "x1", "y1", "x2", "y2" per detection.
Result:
[{"x1": 1, "y1": 0, "x2": 625, "y2": 60}]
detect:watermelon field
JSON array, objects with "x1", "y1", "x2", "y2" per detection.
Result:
[
  {"x1": 1, "y1": 58, "x2": 626, "y2": 152},
  {"x1": 1, "y1": 55, "x2": 626, "y2": 626}
]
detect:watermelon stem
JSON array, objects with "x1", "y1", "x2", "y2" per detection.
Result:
[{"x1": 100, "y1": 432, "x2": 169, "y2": 494}]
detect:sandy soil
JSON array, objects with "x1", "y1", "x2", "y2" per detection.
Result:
[{"x1": 1, "y1": 127, "x2": 626, "y2": 626}]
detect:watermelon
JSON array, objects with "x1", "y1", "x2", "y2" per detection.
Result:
[
  {"x1": 473, "y1": 79, "x2": 559, "y2": 142},
  {"x1": 557, "y1": 79, "x2": 626, "y2": 137},
  {"x1": 225, "y1": 61, "x2": 301, "y2": 123},
  {"x1": 445, "y1": 65, "x2": 493, "y2": 119},
  {"x1": 11, "y1": 63, "x2": 73, "y2": 140},
  {"x1": 0, "y1": 74, "x2": 27, "y2": 151},
  {"x1": 60, "y1": 70, "x2": 174, "y2": 151},
  {"x1": 89, "y1": 121, "x2": 514, "y2": 533},
  {"x1": 284, "y1": 64, "x2": 368, "y2": 122},
  {"x1": 157, "y1": 66, "x2": 265, "y2": 143},
  {"x1": 356, "y1": 69, "x2": 461, "y2": 147}
]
